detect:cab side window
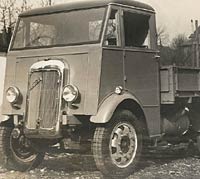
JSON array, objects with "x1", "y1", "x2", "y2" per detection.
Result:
[
  {"x1": 123, "y1": 11, "x2": 150, "y2": 48},
  {"x1": 104, "y1": 9, "x2": 120, "y2": 46}
]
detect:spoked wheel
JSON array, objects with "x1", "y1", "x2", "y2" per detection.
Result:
[
  {"x1": 0, "y1": 126, "x2": 44, "y2": 171},
  {"x1": 92, "y1": 110, "x2": 142, "y2": 178}
]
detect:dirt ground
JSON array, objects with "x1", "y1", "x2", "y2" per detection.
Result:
[{"x1": 1, "y1": 142, "x2": 200, "y2": 179}]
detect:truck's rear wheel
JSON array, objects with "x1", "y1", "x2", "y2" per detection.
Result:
[
  {"x1": 92, "y1": 110, "x2": 142, "y2": 178},
  {"x1": 0, "y1": 126, "x2": 44, "y2": 171}
]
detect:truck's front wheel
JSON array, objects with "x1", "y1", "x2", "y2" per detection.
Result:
[
  {"x1": 92, "y1": 110, "x2": 142, "y2": 178},
  {"x1": 0, "y1": 126, "x2": 44, "y2": 171}
]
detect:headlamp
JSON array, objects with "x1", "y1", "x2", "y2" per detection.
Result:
[
  {"x1": 62, "y1": 85, "x2": 79, "y2": 102},
  {"x1": 6, "y1": 86, "x2": 20, "y2": 103}
]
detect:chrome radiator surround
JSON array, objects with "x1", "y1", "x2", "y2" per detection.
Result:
[{"x1": 24, "y1": 60, "x2": 65, "y2": 138}]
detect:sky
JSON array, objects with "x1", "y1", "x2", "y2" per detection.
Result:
[
  {"x1": 0, "y1": 0, "x2": 200, "y2": 104},
  {"x1": 138, "y1": 0, "x2": 200, "y2": 42}
]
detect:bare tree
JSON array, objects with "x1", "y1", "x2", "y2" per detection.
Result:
[
  {"x1": 19, "y1": 0, "x2": 33, "y2": 13},
  {"x1": 170, "y1": 34, "x2": 191, "y2": 66},
  {"x1": 0, "y1": 0, "x2": 16, "y2": 29},
  {"x1": 157, "y1": 25, "x2": 169, "y2": 46},
  {"x1": 160, "y1": 34, "x2": 191, "y2": 66},
  {"x1": 40, "y1": 0, "x2": 54, "y2": 7},
  {"x1": 0, "y1": 0, "x2": 34, "y2": 51},
  {"x1": 0, "y1": 0, "x2": 17, "y2": 49},
  {"x1": 0, "y1": 0, "x2": 33, "y2": 30}
]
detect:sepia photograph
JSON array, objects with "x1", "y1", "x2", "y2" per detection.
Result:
[{"x1": 1, "y1": 0, "x2": 200, "y2": 178}]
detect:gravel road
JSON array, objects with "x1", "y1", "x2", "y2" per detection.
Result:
[{"x1": 0, "y1": 142, "x2": 200, "y2": 179}]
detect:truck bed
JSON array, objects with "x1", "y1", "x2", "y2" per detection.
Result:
[{"x1": 160, "y1": 66, "x2": 200, "y2": 104}]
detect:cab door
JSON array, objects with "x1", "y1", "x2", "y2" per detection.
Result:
[{"x1": 122, "y1": 8, "x2": 161, "y2": 137}]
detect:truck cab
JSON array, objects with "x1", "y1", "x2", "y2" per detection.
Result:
[{"x1": 1, "y1": 0, "x2": 199, "y2": 178}]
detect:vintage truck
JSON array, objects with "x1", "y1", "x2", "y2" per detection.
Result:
[{"x1": 1, "y1": 0, "x2": 200, "y2": 178}]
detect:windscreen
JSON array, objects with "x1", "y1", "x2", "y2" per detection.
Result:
[{"x1": 11, "y1": 7, "x2": 106, "y2": 50}]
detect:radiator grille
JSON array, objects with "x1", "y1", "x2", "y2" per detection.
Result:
[{"x1": 26, "y1": 70, "x2": 60, "y2": 129}]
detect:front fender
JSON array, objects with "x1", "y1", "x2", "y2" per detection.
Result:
[
  {"x1": 0, "y1": 115, "x2": 10, "y2": 123},
  {"x1": 90, "y1": 92, "x2": 142, "y2": 123}
]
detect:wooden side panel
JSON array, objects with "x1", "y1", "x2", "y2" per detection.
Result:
[
  {"x1": 177, "y1": 68, "x2": 200, "y2": 91},
  {"x1": 161, "y1": 66, "x2": 200, "y2": 104},
  {"x1": 160, "y1": 67, "x2": 175, "y2": 104}
]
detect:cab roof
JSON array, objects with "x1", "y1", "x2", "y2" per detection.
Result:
[{"x1": 20, "y1": 0, "x2": 154, "y2": 17}]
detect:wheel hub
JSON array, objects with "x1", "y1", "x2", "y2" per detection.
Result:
[
  {"x1": 109, "y1": 122, "x2": 137, "y2": 168},
  {"x1": 120, "y1": 136, "x2": 131, "y2": 153},
  {"x1": 11, "y1": 128, "x2": 21, "y2": 139}
]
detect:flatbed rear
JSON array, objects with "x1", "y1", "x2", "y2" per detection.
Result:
[{"x1": 161, "y1": 65, "x2": 200, "y2": 104}]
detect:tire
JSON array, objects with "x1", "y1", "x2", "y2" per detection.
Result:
[
  {"x1": 197, "y1": 135, "x2": 200, "y2": 152},
  {"x1": 92, "y1": 110, "x2": 142, "y2": 178},
  {"x1": 0, "y1": 126, "x2": 45, "y2": 171}
]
